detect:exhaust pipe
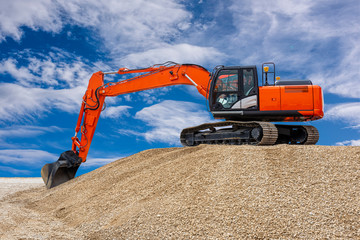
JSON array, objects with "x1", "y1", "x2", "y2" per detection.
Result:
[{"x1": 41, "y1": 150, "x2": 82, "y2": 189}]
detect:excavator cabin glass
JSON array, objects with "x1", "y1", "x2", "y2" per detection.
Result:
[
  {"x1": 211, "y1": 67, "x2": 258, "y2": 111},
  {"x1": 213, "y1": 69, "x2": 239, "y2": 109}
]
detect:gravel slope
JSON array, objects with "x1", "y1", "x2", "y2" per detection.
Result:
[{"x1": 1, "y1": 145, "x2": 359, "y2": 239}]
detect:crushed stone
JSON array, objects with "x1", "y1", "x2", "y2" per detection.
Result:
[{"x1": 1, "y1": 145, "x2": 359, "y2": 239}]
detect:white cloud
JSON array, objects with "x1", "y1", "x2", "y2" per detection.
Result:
[
  {"x1": 134, "y1": 100, "x2": 213, "y2": 145},
  {"x1": 336, "y1": 139, "x2": 360, "y2": 146},
  {"x1": 0, "y1": 83, "x2": 85, "y2": 122},
  {"x1": 118, "y1": 44, "x2": 225, "y2": 67},
  {"x1": 0, "y1": 125, "x2": 62, "y2": 138},
  {"x1": 345, "y1": 125, "x2": 360, "y2": 130},
  {"x1": 0, "y1": 48, "x2": 117, "y2": 122},
  {"x1": 0, "y1": 50, "x2": 93, "y2": 88},
  {"x1": 326, "y1": 102, "x2": 360, "y2": 126},
  {"x1": 0, "y1": 0, "x2": 193, "y2": 54},
  {"x1": 1, "y1": 0, "x2": 359, "y2": 102},
  {"x1": 0, "y1": 58, "x2": 35, "y2": 84},
  {"x1": 0, "y1": 149, "x2": 58, "y2": 165},
  {"x1": 0, "y1": 166, "x2": 32, "y2": 175},
  {"x1": 123, "y1": 95, "x2": 132, "y2": 102},
  {"x1": 0, "y1": 148, "x2": 120, "y2": 172},
  {"x1": 137, "y1": 88, "x2": 172, "y2": 104},
  {"x1": 57, "y1": 0, "x2": 192, "y2": 53},
  {"x1": 312, "y1": 38, "x2": 360, "y2": 98},
  {"x1": 325, "y1": 102, "x2": 360, "y2": 146},
  {"x1": 101, "y1": 106, "x2": 132, "y2": 119},
  {"x1": 0, "y1": 0, "x2": 224, "y2": 69},
  {"x1": 223, "y1": 0, "x2": 360, "y2": 98},
  {"x1": 0, "y1": 125, "x2": 63, "y2": 148},
  {"x1": 0, "y1": 0, "x2": 62, "y2": 41},
  {"x1": 117, "y1": 129, "x2": 144, "y2": 138}
]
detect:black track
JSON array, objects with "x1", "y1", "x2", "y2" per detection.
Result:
[{"x1": 180, "y1": 121, "x2": 319, "y2": 147}]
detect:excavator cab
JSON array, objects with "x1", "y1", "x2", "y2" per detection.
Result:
[{"x1": 209, "y1": 65, "x2": 259, "y2": 118}]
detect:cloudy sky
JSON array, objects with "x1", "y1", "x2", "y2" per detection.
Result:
[{"x1": 0, "y1": 0, "x2": 359, "y2": 177}]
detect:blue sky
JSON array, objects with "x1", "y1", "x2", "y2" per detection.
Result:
[{"x1": 0, "y1": 0, "x2": 359, "y2": 177}]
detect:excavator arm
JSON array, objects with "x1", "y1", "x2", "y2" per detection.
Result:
[{"x1": 41, "y1": 62, "x2": 211, "y2": 188}]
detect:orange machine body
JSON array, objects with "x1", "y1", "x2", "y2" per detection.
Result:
[{"x1": 259, "y1": 85, "x2": 324, "y2": 121}]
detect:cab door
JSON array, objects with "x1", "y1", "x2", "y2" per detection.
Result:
[
  {"x1": 210, "y1": 69, "x2": 240, "y2": 110},
  {"x1": 238, "y1": 68, "x2": 258, "y2": 110}
]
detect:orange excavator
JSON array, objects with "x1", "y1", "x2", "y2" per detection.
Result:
[{"x1": 41, "y1": 61, "x2": 324, "y2": 188}]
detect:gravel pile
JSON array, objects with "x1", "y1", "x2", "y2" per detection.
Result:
[{"x1": 1, "y1": 145, "x2": 360, "y2": 239}]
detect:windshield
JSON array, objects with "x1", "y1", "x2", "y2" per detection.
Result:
[{"x1": 214, "y1": 70, "x2": 238, "y2": 92}]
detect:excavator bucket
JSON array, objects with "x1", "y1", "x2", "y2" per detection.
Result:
[{"x1": 41, "y1": 150, "x2": 82, "y2": 189}]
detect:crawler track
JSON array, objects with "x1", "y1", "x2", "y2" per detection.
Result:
[
  {"x1": 180, "y1": 121, "x2": 319, "y2": 147},
  {"x1": 302, "y1": 125, "x2": 319, "y2": 145}
]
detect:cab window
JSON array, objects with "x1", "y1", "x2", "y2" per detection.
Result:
[
  {"x1": 243, "y1": 69, "x2": 255, "y2": 96},
  {"x1": 214, "y1": 70, "x2": 238, "y2": 92},
  {"x1": 212, "y1": 70, "x2": 238, "y2": 109}
]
